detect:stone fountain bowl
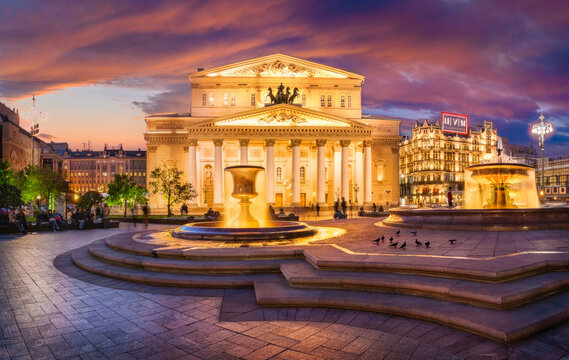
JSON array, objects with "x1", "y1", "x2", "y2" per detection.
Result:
[
  {"x1": 171, "y1": 221, "x2": 317, "y2": 241},
  {"x1": 468, "y1": 163, "x2": 533, "y2": 185}
]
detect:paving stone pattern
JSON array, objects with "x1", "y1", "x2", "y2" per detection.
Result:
[{"x1": 1, "y1": 223, "x2": 569, "y2": 359}]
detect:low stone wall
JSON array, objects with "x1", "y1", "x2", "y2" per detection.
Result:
[{"x1": 383, "y1": 207, "x2": 569, "y2": 231}]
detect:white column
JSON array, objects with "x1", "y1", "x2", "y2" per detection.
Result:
[
  {"x1": 239, "y1": 139, "x2": 249, "y2": 165},
  {"x1": 265, "y1": 139, "x2": 275, "y2": 204},
  {"x1": 316, "y1": 139, "x2": 326, "y2": 205},
  {"x1": 188, "y1": 139, "x2": 198, "y2": 206},
  {"x1": 291, "y1": 139, "x2": 301, "y2": 206},
  {"x1": 364, "y1": 140, "x2": 372, "y2": 204},
  {"x1": 340, "y1": 140, "x2": 350, "y2": 201},
  {"x1": 213, "y1": 139, "x2": 223, "y2": 205},
  {"x1": 355, "y1": 143, "x2": 363, "y2": 205}
]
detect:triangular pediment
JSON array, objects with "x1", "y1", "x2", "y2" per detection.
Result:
[
  {"x1": 189, "y1": 104, "x2": 372, "y2": 130},
  {"x1": 190, "y1": 54, "x2": 364, "y2": 80}
]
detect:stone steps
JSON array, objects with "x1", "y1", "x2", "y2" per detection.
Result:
[
  {"x1": 106, "y1": 233, "x2": 306, "y2": 260},
  {"x1": 304, "y1": 246, "x2": 569, "y2": 282},
  {"x1": 72, "y1": 245, "x2": 281, "y2": 288},
  {"x1": 254, "y1": 277, "x2": 569, "y2": 344},
  {"x1": 88, "y1": 239, "x2": 301, "y2": 274},
  {"x1": 280, "y1": 262, "x2": 569, "y2": 310}
]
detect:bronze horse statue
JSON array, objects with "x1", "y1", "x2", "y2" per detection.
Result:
[
  {"x1": 288, "y1": 87, "x2": 299, "y2": 104},
  {"x1": 267, "y1": 88, "x2": 277, "y2": 103}
]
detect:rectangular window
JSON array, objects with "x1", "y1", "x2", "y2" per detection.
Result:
[
  {"x1": 209, "y1": 93, "x2": 214, "y2": 106},
  {"x1": 223, "y1": 93, "x2": 228, "y2": 106},
  {"x1": 250, "y1": 93, "x2": 255, "y2": 106},
  {"x1": 301, "y1": 94, "x2": 306, "y2": 107},
  {"x1": 341, "y1": 96, "x2": 345, "y2": 107},
  {"x1": 320, "y1": 95, "x2": 325, "y2": 107},
  {"x1": 327, "y1": 95, "x2": 332, "y2": 107},
  {"x1": 201, "y1": 93, "x2": 206, "y2": 106},
  {"x1": 231, "y1": 93, "x2": 236, "y2": 106},
  {"x1": 348, "y1": 95, "x2": 352, "y2": 108}
]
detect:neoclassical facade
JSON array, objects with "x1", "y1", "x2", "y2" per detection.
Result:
[{"x1": 145, "y1": 54, "x2": 400, "y2": 212}]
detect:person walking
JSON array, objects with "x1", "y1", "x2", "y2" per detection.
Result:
[
  {"x1": 341, "y1": 197, "x2": 347, "y2": 215},
  {"x1": 316, "y1": 203, "x2": 320, "y2": 217},
  {"x1": 447, "y1": 187, "x2": 453, "y2": 207}
]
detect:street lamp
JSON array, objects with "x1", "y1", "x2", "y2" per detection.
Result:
[
  {"x1": 531, "y1": 113, "x2": 554, "y2": 201},
  {"x1": 24, "y1": 95, "x2": 45, "y2": 167}
]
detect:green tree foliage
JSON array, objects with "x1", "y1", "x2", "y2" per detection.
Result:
[
  {"x1": 16, "y1": 165, "x2": 68, "y2": 211},
  {"x1": 149, "y1": 166, "x2": 196, "y2": 217},
  {"x1": 106, "y1": 174, "x2": 147, "y2": 216},
  {"x1": 0, "y1": 184, "x2": 22, "y2": 208},
  {"x1": 78, "y1": 190, "x2": 103, "y2": 210},
  {"x1": 0, "y1": 160, "x2": 16, "y2": 186}
]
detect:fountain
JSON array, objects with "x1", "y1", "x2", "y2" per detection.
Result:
[
  {"x1": 172, "y1": 165, "x2": 317, "y2": 241},
  {"x1": 383, "y1": 138, "x2": 569, "y2": 230},
  {"x1": 464, "y1": 138, "x2": 539, "y2": 209}
]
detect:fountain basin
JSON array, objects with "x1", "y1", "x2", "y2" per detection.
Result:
[
  {"x1": 383, "y1": 207, "x2": 569, "y2": 231},
  {"x1": 172, "y1": 221, "x2": 317, "y2": 241}
]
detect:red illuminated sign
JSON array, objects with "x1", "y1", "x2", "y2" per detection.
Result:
[{"x1": 441, "y1": 112, "x2": 469, "y2": 135}]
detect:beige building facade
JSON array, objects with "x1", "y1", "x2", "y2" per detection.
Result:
[
  {"x1": 399, "y1": 119, "x2": 498, "y2": 206},
  {"x1": 145, "y1": 54, "x2": 400, "y2": 212}
]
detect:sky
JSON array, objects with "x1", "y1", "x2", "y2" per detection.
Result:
[{"x1": 0, "y1": 0, "x2": 568, "y2": 154}]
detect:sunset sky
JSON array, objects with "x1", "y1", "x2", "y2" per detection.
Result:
[{"x1": 1, "y1": 0, "x2": 568, "y2": 154}]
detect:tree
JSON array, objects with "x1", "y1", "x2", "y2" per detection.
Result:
[
  {"x1": 106, "y1": 174, "x2": 147, "y2": 216},
  {"x1": 16, "y1": 165, "x2": 68, "y2": 211},
  {"x1": 78, "y1": 191, "x2": 103, "y2": 210},
  {"x1": 149, "y1": 166, "x2": 196, "y2": 217},
  {"x1": 0, "y1": 160, "x2": 16, "y2": 186}
]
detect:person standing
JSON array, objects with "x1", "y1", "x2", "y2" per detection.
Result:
[
  {"x1": 316, "y1": 203, "x2": 320, "y2": 217},
  {"x1": 341, "y1": 197, "x2": 347, "y2": 215},
  {"x1": 447, "y1": 187, "x2": 453, "y2": 207}
]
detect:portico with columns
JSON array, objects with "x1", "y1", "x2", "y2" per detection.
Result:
[{"x1": 145, "y1": 53, "x2": 400, "y2": 213}]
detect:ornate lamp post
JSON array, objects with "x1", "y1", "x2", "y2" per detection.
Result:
[
  {"x1": 203, "y1": 187, "x2": 209, "y2": 206},
  {"x1": 531, "y1": 113, "x2": 554, "y2": 200}
]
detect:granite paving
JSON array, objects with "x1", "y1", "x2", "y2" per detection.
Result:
[{"x1": 1, "y1": 220, "x2": 569, "y2": 359}]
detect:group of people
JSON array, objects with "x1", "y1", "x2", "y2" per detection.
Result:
[{"x1": 7, "y1": 207, "x2": 29, "y2": 234}]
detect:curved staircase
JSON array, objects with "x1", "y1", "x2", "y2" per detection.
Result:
[{"x1": 70, "y1": 232, "x2": 569, "y2": 343}]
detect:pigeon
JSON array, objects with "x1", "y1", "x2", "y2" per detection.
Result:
[
  {"x1": 448, "y1": 239, "x2": 457, "y2": 245},
  {"x1": 389, "y1": 237, "x2": 393, "y2": 242},
  {"x1": 410, "y1": 230, "x2": 418, "y2": 236},
  {"x1": 374, "y1": 236, "x2": 381, "y2": 243},
  {"x1": 396, "y1": 229, "x2": 400, "y2": 236},
  {"x1": 425, "y1": 241, "x2": 430, "y2": 248},
  {"x1": 388, "y1": 242, "x2": 399, "y2": 247},
  {"x1": 415, "y1": 239, "x2": 423, "y2": 246},
  {"x1": 400, "y1": 242, "x2": 407, "y2": 249},
  {"x1": 381, "y1": 235, "x2": 385, "y2": 242}
]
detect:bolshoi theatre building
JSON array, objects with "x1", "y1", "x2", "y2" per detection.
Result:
[{"x1": 144, "y1": 54, "x2": 401, "y2": 212}]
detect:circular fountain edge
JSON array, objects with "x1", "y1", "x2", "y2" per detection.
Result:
[
  {"x1": 383, "y1": 207, "x2": 569, "y2": 231},
  {"x1": 171, "y1": 221, "x2": 318, "y2": 241}
]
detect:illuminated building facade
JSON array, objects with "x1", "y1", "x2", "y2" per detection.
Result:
[
  {"x1": 399, "y1": 119, "x2": 498, "y2": 205},
  {"x1": 144, "y1": 54, "x2": 401, "y2": 212},
  {"x1": 536, "y1": 156, "x2": 569, "y2": 202},
  {"x1": 60, "y1": 144, "x2": 146, "y2": 194}
]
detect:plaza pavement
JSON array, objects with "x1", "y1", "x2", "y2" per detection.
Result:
[{"x1": 1, "y1": 220, "x2": 569, "y2": 359}]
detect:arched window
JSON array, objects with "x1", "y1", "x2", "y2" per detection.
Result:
[
  {"x1": 300, "y1": 166, "x2": 305, "y2": 183},
  {"x1": 231, "y1": 93, "x2": 236, "y2": 106},
  {"x1": 223, "y1": 93, "x2": 228, "y2": 106},
  {"x1": 327, "y1": 95, "x2": 332, "y2": 107},
  {"x1": 320, "y1": 95, "x2": 325, "y2": 107},
  {"x1": 276, "y1": 167, "x2": 282, "y2": 182},
  {"x1": 201, "y1": 93, "x2": 206, "y2": 106}
]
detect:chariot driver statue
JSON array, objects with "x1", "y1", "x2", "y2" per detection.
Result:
[{"x1": 268, "y1": 83, "x2": 300, "y2": 105}]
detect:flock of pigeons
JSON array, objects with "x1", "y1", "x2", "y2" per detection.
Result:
[{"x1": 373, "y1": 229, "x2": 457, "y2": 250}]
